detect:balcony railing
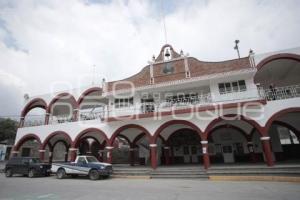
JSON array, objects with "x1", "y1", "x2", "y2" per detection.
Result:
[
  {"x1": 259, "y1": 84, "x2": 300, "y2": 101},
  {"x1": 23, "y1": 115, "x2": 45, "y2": 127},
  {"x1": 20, "y1": 84, "x2": 300, "y2": 127}
]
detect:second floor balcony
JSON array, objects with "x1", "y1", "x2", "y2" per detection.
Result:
[{"x1": 19, "y1": 84, "x2": 300, "y2": 127}]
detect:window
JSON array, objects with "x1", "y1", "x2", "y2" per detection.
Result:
[
  {"x1": 114, "y1": 97, "x2": 134, "y2": 108},
  {"x1": 218, "y1": 80, "x2": 247, "y2": 94}
]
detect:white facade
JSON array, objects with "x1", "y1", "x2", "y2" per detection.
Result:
[{"x1": 13, "y1": 45, "x2": 300, "y2": 168}]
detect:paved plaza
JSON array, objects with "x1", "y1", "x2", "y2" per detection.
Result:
[{"x1": 0, "y1": 174, "x2": 300, "y2": 200}]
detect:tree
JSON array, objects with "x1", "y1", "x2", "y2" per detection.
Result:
[{"x1": 0, "y1": 118, "x2": 18, "y2": 142}]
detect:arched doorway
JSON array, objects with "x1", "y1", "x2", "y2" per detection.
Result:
[
  {"x1": 73, "y1": 128, "x2": 108, "y2": 162},
  {"x1": 13, "y1": 134, "x2": 42, "y2": 158},
  {"x1": 109, "y1": 124, "x2": 152, "y2": 166},
  {"x1": 153, "y1": 120, "x2": 206, "y2": 168},
  {"x1": 42, "y1": 131, "x2": 72, "y2": 163},
  {"x1": 265, "y1": 108, "x2": 300, "y2": 163},
  {"x1": 205, "y1": 115, "x2": 267, "y2": 166}
]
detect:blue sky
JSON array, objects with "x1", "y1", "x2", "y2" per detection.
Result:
[{"x1": 0, "y1": 0, "x2": 300, "y2": 116}]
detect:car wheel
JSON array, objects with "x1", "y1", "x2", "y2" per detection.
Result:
[
  {"x1": 57, "y1": 168, "x2": 66, "y2": 179},
  {"x1": 89, "y1": 169, "x2": 99, "y2": 180},
  {"x1": 5, "y1": 169, "x2": 13, "y2": 177},
  {"x1": 28, "y1": 169, "x2": 36, "y2": 178}
]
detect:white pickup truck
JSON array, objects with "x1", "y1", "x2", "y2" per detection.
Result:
[{"x1": 51, "y1": 155, "x2": 113, "y2": 180}]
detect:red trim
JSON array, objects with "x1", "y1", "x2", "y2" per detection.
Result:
[
  {"x1": 73, "y1": 128, "x2": 108, "y2": 148},
  {"x1": 21, "y1": 98, "x2": 47, "y2": 117},
  {"x1": 204, "y1": 114, "x2": 264, "y2": 138},
  {"x1": 256, "y1": 53, "x2": 300, "y2": 71},
  {"x1": 77, "y1": 87, "x2": 102, "y2": 105},
  {"x1": 42, "y1": 131, "x2": 72, "y2": 150},
  {"x1": 46, "y1": 92, "x2": 78, "y2": 113},
  {"x1": 153, "y1": 120, "x2": 204, "y2": 143},
  {"x1": 109, "y1": 124, "x2": 152, "y2": 146},
  {"x1": 14, "y1": 134, "x2": 42, "y2": 151},
  {"x1": 265, "y1": 107, "x2": 300, "y2": 133},
  {"x1": 106, "y1": 100, "x2": 266, "y2": 122}
]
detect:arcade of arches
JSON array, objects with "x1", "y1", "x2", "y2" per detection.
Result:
[{"x1": 12, "y1": 110, "x2": 300, "y2": 169}]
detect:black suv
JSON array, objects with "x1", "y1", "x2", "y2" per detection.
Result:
[{"x1": 5, "y1": 157, "x2": 51, "y2": 178}]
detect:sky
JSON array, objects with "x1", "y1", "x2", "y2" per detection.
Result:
[{"x1": 0, "y1": 0, "x2": 300, "y2": 117}]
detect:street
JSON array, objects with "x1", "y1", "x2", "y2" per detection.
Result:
[{"x1": 0, "y1": 174, "x2": 300, "y2": 200}]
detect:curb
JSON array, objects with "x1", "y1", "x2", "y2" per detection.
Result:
[{"x1": 209, "y1": 175, "x2": 300, "y2": 183}]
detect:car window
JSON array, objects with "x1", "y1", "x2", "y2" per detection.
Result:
[
  {"x1": 77, "y1": 157, "x2": 86, "y2": 163},
  {"x1": 29, "y1": 158, "x2": 41, "y2": 163},
  {"x1": 86, "y1": 156, "x2": 98, "y2": 163}
]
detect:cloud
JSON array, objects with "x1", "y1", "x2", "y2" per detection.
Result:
[{"x1": 0, "y1": 0, "x2": 299, "y2": 116}]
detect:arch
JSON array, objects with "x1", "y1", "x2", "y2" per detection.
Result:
[
  {"x1": 14, "y1": 134, "x2": 42, "y2": 151},
  {"x1": 153, "y1": 120, "x2": 204, "y2": 143},
  {"x1": 265, "y1": 107, "x2": 300, "y2": 132},
  {"x1": 207, "y1": 124, "x2": 251, "y2": 141},
  {"x1": 165, "y1": 128, "x2": 202, "y2": 144},
  {"x1": 204, "y1": 114, "x2": 264, "y2": 138},
  {"x1": 46, "y1": 92, "x2": 78, "y2": 113},
  {"x1": 116, "y1": 134, "x2": 132, "y2": 146},
  {"x1": 77, "y1": 87, "x2": 102, "y2": 105},
  {"x1": 21, "y1": 98, "x2": 47, "y2": 117},
  {"x1": 42, "y1": 131, "x2": 73, "y2": 150},
  {"x1": 73, "y1": 128, "x2": 108, "y2": 148},
  {"x1": 109, "y1": 124, "x2": 152, "y2": 146},
  {"x1": 256, "y1": 53, "x2": 300, "y2": 71},
  {"x1": 51, "y1": 139, "x2": 70, "y2": 151}
]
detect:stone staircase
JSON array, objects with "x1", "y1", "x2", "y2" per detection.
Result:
[
  {"x1": 207, "y1": 164, "x2": 300, "y2": 177},
  {"x1": 112, "y1": 165, "x2": 209, "y2": 179},
  {"x1": 151, "y1": 166, "x2": 208, "y2": 179},
  {"x1": 112, "y1": 164, "x2": 300, "y2": 179}
]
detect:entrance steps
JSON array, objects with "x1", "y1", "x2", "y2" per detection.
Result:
[
  {"x1": 112, "y1": 164, "x2": 300, "y2": 179},
  {"x1": 112, "y1": 165, "x2": 209, "y2": 179},
  {"x1": 151, "y1": 167, "x2": 208, "y2": 179},
  {"x1": 207, "y1": 164, "x2": 300, "y2": 177}
]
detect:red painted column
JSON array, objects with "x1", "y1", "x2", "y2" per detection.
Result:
[
  {"x1": 70, "y1": 148, "x2": 78, "y2": 162},
  {"x1": 129, "y1": 147, "x2": 135, "y2": 166},
  {"x1": 150, "y1": 144, "x2": 157, "y2": 169},
  {"x1": 201, "y1": 141, "x2": 210, "y2": 169},
  {"x1": 44, "y1": 113, "x2": 50, "y2": 125},
  {"x1": 261, "y1": 136, "x2": 274, "y2": 166},
  {"x1": 106, "y1": 146, "x2": 113, "y2": 164},
  {"x1": 39, "y1": 149, "x2": 45, "y2": 161},
  {"x1": 164, "y1": 146, "x2": 170, "y2": 165}
]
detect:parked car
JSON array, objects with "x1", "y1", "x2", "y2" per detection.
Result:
[
  {"x1": 51, "y1": 155, "x2": 113, "y2": 180},
  {"x1": 5, "y1": 157, "x2": 51, "y2": 178}
]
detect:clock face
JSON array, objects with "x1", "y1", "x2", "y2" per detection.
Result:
[{"x1": 163, "y1": 63, "x2": 174, "y2": 74}]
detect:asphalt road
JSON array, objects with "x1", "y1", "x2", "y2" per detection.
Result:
[{"x1": 0, "y1": 174, "x2": 300, "y2": 200}]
